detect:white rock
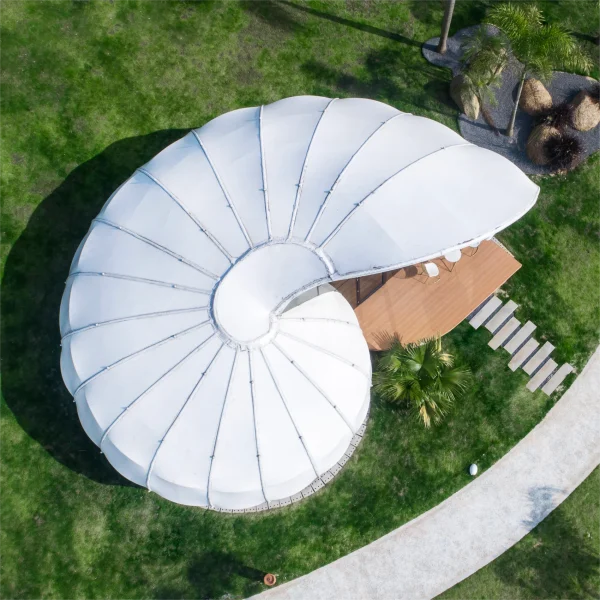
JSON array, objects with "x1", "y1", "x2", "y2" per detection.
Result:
[{"x1": 469, "y1": 464, "x2": 478, "y2": 476}]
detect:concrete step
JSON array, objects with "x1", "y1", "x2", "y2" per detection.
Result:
[
  {"x1": 509, "y1": 338, "x2": 540, "y2": 371},
  {"x1": 503, "y1": 321, "x2": 536, "y2": 355},
  {"x1": 485, "y1": 300, "x2": 518, "y2": 334},
  {"x1": 488, "y1": 317, "x2": 520, "y2": 350},
  {"x1": 469, "y1": 296, "x2": 502, "y2": 329},
  {"x1": 527, "y1": 359, "x2": 558, "y2": 392},
  {"x1": 523, "y1": 341, "x2": 555, "y2": 376},
  {"x1": 542, "y1": 364, "x2": 574, "y2": 396}
]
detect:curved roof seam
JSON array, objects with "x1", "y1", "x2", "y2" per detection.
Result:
[
  {"x1": 146, "y1": 342, "x2": 225, "y2": 490},
  {"x1": 207, "y1": 349, "x2": 239, "y2": 509},
  {"x1": 248, "y1": 351, "x2": 268, "y2": 504},
  {"x1": 258, "y1": 106, "x2": 273, "y2": 240},
  {"x1": 318, "y1": 142, "x2": 472, "y2": 249},
  {"x1": 138, "y1": 167, "x2": 234, "y2": 263},
  {"x1": 93, "y1": 218, "x2": 220, "y2": 281},
  {"x1": 287, "y1": 97, "x2": 338, "y2": 241},
  {"x1": 281, "y1": 316, "x2": 360, "y2": 329},
  {"x1": 61, "y1": 306, "x2": 208, "y2": 341},
  {"x1": 68, "y1": 271, "x2": 212, "y2": 295},
  {"x1": 191, "y1": 130, "x2": 254, "y2": 249},
  {"x1": 277, "y1": 330, "x2": 370, "y2": 380},
  {"x1": 73, "y1": 320, "x2": 212, "y2": 397},
  {"x1": 304, "y1": 112, "x2": 407, "y2": 243},
  {"x1": 272, "y1": 340, "x2": 355, "y2": 434},
  {"x1": 259, "y1": 348, "x2": 321, "y2": 480},
  {"x1": 99, "y1": 332, "x2": 218, "y2": 448}
]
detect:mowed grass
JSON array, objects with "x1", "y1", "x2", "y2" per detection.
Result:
[{"x1": 1, "y1": 1, "x2": 599, "y2": 599}]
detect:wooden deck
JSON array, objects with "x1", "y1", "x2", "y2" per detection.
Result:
[{"x1": 331, "y1": 240, "x2": 521, "y2": 350}]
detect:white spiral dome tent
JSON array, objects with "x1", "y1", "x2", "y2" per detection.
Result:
[{"x1": 60, "y1": 96, "x2": 539, "y2": 511}]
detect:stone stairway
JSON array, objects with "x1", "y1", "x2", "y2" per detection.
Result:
[{"x1": 468, "y1": 295, "x2": 574, "y2": 395}]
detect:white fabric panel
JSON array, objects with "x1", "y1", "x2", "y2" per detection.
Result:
[
  {"x1": 261, "y1": 96, "x2": 332, "y2": 238},
  {"x1": 251, "y1": 350, "x2": 317, "y2": 501},
  {"x1": 195, "y1": 107, "x2": 269, "y2": 245},
  {"x1": 72, "y1": 221, "x2": 214, "y2": 290},
  {"x1": 291, "y1": 98, "x2": 401, "y2": 241},
  {"x1": 209, "y1": 351, "x2": 265, "y2": 510},
  {"x1": 102, "y1": 336, "x2": 223, "y2": 487},
  {"x1": 262, "y1": 344, "x2": 352, "y2": 475},
  {"x1": 309, "y1": 115, "x2": 466, "y2": 245},
  {"x1": 149, "y1": 346, "x2": 236, "y2": 506},
  {"x1": 326, "y1": 144, "x2": 539, "y2": 276},
  {"x1": 60, "y1": 96, "x2": 538, "y2": 509},
  {"x1": 100, "y1": 171, "x2": 230, "y2": 276},
  {"x1": 62, "y1": 309, "x2": 208, "y2": 393},
  {"x1": 77, "y1": 326, "x2": 215, "y2": 445},
  {"x1": 214, "y1": 243, "x2": 329, "y2": 342}
]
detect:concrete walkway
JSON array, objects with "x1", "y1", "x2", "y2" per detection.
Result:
[{"x1": 250, "y1": 347, "x2": 600, "y2": 600}]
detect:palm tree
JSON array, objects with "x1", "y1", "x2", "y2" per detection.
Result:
[
  {"x1": 373, "y1": 336, "x2": 471, "y2": 428},
  {"x1": 437, "y1": 0, "x2": 456, "y2": 54},
  {"x1": 487, "y1": 3, "x2": 593, "y2": 138}
]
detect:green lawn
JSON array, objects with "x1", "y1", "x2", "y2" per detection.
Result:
[{"x1": 1, "y1": 2, "x2": 599, "y2": 599}]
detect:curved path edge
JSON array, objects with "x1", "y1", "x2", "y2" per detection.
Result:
[{"x1": 250, "y1": 347, "x2": 600, "y2": 600}]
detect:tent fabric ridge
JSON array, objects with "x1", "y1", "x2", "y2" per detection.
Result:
[
  {"x1": 138, "y1": 167, "x2": 234, "y2": 263},
  {"x1": 99, "y1": 332, "x2": 218, "y2": 448},
  {"x1": 277, "y1": 330, "x2": 371, "y2": 380},
  {"x1": 92, "y1": 217, "x2": 220, "y2": 281},
  {"x1": 272, "y1": 340, "x2": 355, "y2": 434},
  {"x1": 248, "y1": 350, "x2": 269, "y2": 504},
  {"x1": 191, "y1": 130, "x2": 254, "y2": 249},
  {"x1": 145, "y1": 342, "x2": 225, "y2": 490},
  {"x1": 304, "y1": 111, "x2": 409, "y2": 243},
  {"x1": 67, "y1": 270, "x2": 212, "y2": 295},
  {"x1": 259, "y1": 347, "x2": 321, "y2": 480},
  {"x1": 287, "y1": 97, "x2": 338, "y2": 241},
  {"x1": 318, "y1": 142, "x2": 472, "y2": 249},
  {"x1": 72, "y1": 320, "x2": 212, "y2": 397},
  {"x1": 281, "y1": 316, "x2": 360, "y2": 329},
  {"x1": 258, "y1": 105, "x2": 273, "y2": 240},
  {"x1": 206, "y1": 349, "x2": 239, "y2": 510},
  {"x1": 61, "y1": 306, "x2": 209, "y2": 341}
]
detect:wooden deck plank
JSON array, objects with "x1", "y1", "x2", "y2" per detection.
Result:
[
  {"x1": 332, "y1": 241, "x2": 521, "y2": 350},
  {"x1": 489, "y1": 317, "x2": 520, "y2": 350},
  {"x1": 485, "y1": 300, "x2": 518, "y2": 334},
  {"x1": 527, "y1": 359, "x2": 558, "y2": 392},
  {"x1": 509, "y1": 338, "x2": 540, "y2": 371},
  {"x1": 542, "y1": 364, "x2": 574, "y2": 396}
]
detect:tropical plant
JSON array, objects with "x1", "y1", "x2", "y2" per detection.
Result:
[
  {"x1": 535, "y1": 102, "x2": 573, "y2": 130},
  {"x1": 460, "y1": 28, "x2": 510, "y2": 131},
  {"x1": 437, "y1": 0, "x2": 456, "y2": 54},
  {"x1": 487, "y1": 3, "x2": 593, "y2": 137},
  {"x1": 373, "y1": 336, "x2": 471, "y2": 428}
]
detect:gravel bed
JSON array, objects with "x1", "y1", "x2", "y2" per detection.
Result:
[{"x1": 422, "y1": 25, "x2": 599, "y2": 175}]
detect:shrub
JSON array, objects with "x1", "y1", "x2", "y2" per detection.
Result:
[
  {"x1": 544, "y1": 133, "x2": 584, "y2": 171},
  {"x1": 535, "y1": 103, "x2": 572, "y2": 130}
]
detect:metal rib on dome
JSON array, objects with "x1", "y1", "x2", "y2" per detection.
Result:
[{"x1": 60, "y1": 96, "x2": 539, "y2": 511}]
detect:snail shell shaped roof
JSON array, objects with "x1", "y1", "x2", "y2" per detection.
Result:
[{"x1": 60, "y1": 96, "x2": 539, "y2": 510}]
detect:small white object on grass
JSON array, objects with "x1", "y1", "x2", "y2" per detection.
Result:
[{"x1": 469, "y1": 464, "x2": 478, "y2": 476}]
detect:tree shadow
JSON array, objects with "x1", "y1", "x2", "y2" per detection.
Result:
[
  {"x1": 492, "y1": 490, "x2": 600, "y2": 599},
  {"x1": 240, "y1": 0, "x2": 303, "y2": 32},
  {"x1": 1, "y1": 129, "x2": 188, "y2": 486},
  {"x1": 281, "y1": 0, "x2": 421, "y2": 47},
  {"x1": 154, "y1": 552, "x2": 267, "y2": 600}
]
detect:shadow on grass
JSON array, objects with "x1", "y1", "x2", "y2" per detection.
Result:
[
  {"x1": 493, "y1": 498, "x2": 600, "y2": 599},
  {"x1": 302, "y1": 45, "x2": 454, "y2": 118},
  {"x1": 1, "y1": 129, "x2": 187, "y2": 485},
  {"x1": 154, "y1": 552, "x2": 267, "y2": 600}
]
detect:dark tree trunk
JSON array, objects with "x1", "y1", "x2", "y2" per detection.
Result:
[
  {"x1": 437, "y1": 0, "x2": 456, "y2": 54},
  {"x1": 507, "y1": 69, "x2": 526, "y2": 138}
]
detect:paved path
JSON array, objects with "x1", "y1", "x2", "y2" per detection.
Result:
[{"x1": 250, "y1": 347, "x2": 600, "y2": 600}]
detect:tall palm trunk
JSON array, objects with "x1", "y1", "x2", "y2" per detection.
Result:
[
  {"x1": 437, "y1": 0, "x2": 456, "y2": 54},
  {"x1": 507, "y1": 69, "x2": 526, "y2": 138}
]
